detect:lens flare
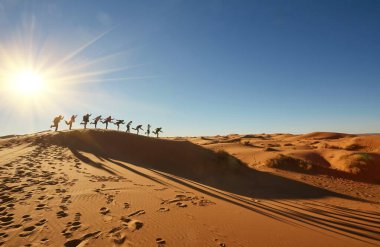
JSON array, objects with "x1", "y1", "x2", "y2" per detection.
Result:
[{"x1": 9, "y1": 69, "x2": 45, "y2": 95}]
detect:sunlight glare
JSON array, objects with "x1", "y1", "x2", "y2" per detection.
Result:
[{"x1": 10, "y1": 69, "x2": 45, "y2": 95}]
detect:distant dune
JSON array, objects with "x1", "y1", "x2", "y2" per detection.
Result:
[
  {"x1": 298, "y1": 131, "x2": 357, "y2": 140},
  {"x1": 0, "y1": 130, "x2": 379, "y2": 246},
  {"x1": 189, "y1": 131, "x2": 380, "y2": 183}
]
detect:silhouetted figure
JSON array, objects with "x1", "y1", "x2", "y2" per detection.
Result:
[
  {"x1": 65, "y1": 115, "x2": 77, "y2": 130},
  {"x1": 50, "y1": 115, "x2": 64, "y2": 132},
  {"x1": 132, "y1": 125, "x2": 143, "y2": 135},
  {"x1": 153, "y1": 127, "x2": 163, "y2": 138},
  {"x1": 101, "y1": 116, "x2": 113, "y2": 129},
  {"x1": 126, "y1": 121, "x2": 132, "y2": 133},
  {"x1": 91, "y1": 115, "x2": 102, "y2": 128},
  {"x1": 145, "y1": 124, "x2": 151, "y2": 136},
  {"x1": 114, "y1": 119, "x2": 125, "y2": 131},
  {"x1": 80, "y1": 114, "x2": 92, "y2": 129}
]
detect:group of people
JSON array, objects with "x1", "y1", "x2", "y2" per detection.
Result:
[{"x1": 50, "y1": 114, "x2": 163, "y2": 137}]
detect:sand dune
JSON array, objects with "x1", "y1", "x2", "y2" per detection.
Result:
[
  {"x1": 0, "y1": 130, "x2": 379, "y2": 246},
  {"x1": 191, "y1": 132, "x2": 380, "y2": 183},
  {"x1": 298, "y1": 132, "x2": 357, "y2": 140}
]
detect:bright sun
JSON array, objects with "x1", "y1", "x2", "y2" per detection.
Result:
[{"x1": 9, "y1": 69, "x2": 45, "y2": 95}]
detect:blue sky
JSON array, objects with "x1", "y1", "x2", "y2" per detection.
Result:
[{"x1": 0, "y1": 0, "x2": 379, "y2": 136}]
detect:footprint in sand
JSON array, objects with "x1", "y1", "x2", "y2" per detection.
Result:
[
  {"x1": 56, "y1": 210, "x2": 69, "y2": 218},
  {"x1": 35, "y1": 203, "x2": 47, "y2": 210},
  {"x1": 61, "y1": 195, "x2": 72, "y2": 204},
  {"x1": 61, "y1": 212, "x2": 81, "y2": 237},
  {"x1": 37, "y1": 195, "x2": 46, "y2": 200},
  {"x1": 40, "y1": 238, "x2": 49, "y2": 244},
  {"x1": 157, "y1": 207, "x2": 170, "y2": 212},
  {"x1": 0, "y1": 207, "x2": 6, "y2": 215},
  {"x1": 74, "y1": 212, "x2": 81, "y2": 221},
  {"x1": 154, "y1": 187, "x2": 168, "y2": 191},
  {"x1": 197, "y1": 199, "x2": 216, "y2": 207},
  {"x1": 176, "y1": 202, "x2": 187, "y2": 208},
  {"x1": 107, "y1": 227, "x2": 133, "y2": 246},
  {"x1": 105, "y1": 194, "x2": 115, "y2": 204},
  {"x1": 126, "y1": 210, "x2": 145, "y2": 217},
  {"x1": 35, "y1": 218, "x2": 47, "y2": 226},
  {"x1": 0, "y1": 215, "x2": 14, "y2": 226},
  {"x1": 56, "y1": 188, "x2": 67, "y2": 194},
  {"x1": 62, "y1": 220, "x2": 82, "y2": 238},
  {"x1": 64, "y1": 231, "x2": 102, "y2": 247},
  {"x1": 19, "y1": 225, "x2": 36, "y2": 237},
  {"x1": 162, "y1": 194, "x2": 214, "y2": 208},
  {"x1": 156, "y1": 237, "x2": 166, "y2": 246},
  {"x1": 22, "y1": 215, "x2": 32, "y2": 222},
  {"x1": 99, "y1": 207, "x2": 110, "y2": 215},
  {"x1": 121, "y1": 218, "x2": 143, "y2": 232}
]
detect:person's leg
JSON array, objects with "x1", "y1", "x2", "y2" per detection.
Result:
[{"x1": 55, "y1": 124, "x2": 58, "y2": 132}]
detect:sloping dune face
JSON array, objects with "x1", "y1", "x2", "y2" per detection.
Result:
[{"x1": 37, "y1": 130, "x2": 247, "y2": 183}]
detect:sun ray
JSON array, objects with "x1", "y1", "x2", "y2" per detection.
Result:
[
  {"x1": 53, "y1": 28, "x2": 113, "y2": 68},
  {"x1": 0, "y1": 19, "x2": 154, "y2": 131},
  {"x1": 58, "y1": 49, "x2": 132, "y2": 74},
  {"x1": 69, "y1": 75, "x2": 161, "y2": 84},
  {"x1": 51, "y1": 65, "x2": 144, "y2": 85}
]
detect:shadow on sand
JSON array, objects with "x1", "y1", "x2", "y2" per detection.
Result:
[{"x1": 40, "y1": 130, "x2": 380, "y2": 245}]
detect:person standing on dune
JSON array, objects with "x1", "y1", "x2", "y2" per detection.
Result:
[
  {"x1": 91, "y1": 115, "x2": 102, "y2": 128},
  {"x1": 102, "y1": 116, "x2": 113, "y2": 129},
  {"x1": 65, "y1": 115, "x2": 77, "y2": 130},
  {"x1": 126, "y1": 121, "x2": 132, "y2": 133},
  {"x1": 146, "y1": 124, "x2": 151, "y2": 136},
  {"x1": 153, "y1": 127, "x2": 163, "y2": 138},
  {"x1": 80, "y1": 113, "x2": 91, "y2": 129},
  {"x1": 50, "y1": 115, "x2": 64, "y2": 132},
  {"x1": 114, "y1": 119, "x2": 125, "y2": 131},
  {"x1": 133, "y1": 124, "x2": 143, "y2": 135}
]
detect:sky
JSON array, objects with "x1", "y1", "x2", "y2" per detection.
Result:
[{"x1": 0, "y1": 0, "x2": 379, "y2": 136}]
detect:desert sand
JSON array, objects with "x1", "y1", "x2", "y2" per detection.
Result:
[{"x1": 0, "y1": 129, "x2": 379, "y2": 246}]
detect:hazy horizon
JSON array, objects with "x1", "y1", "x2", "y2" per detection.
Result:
[{"x1": 1, "y1": 0, "x2": 379, "y2": 136}]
